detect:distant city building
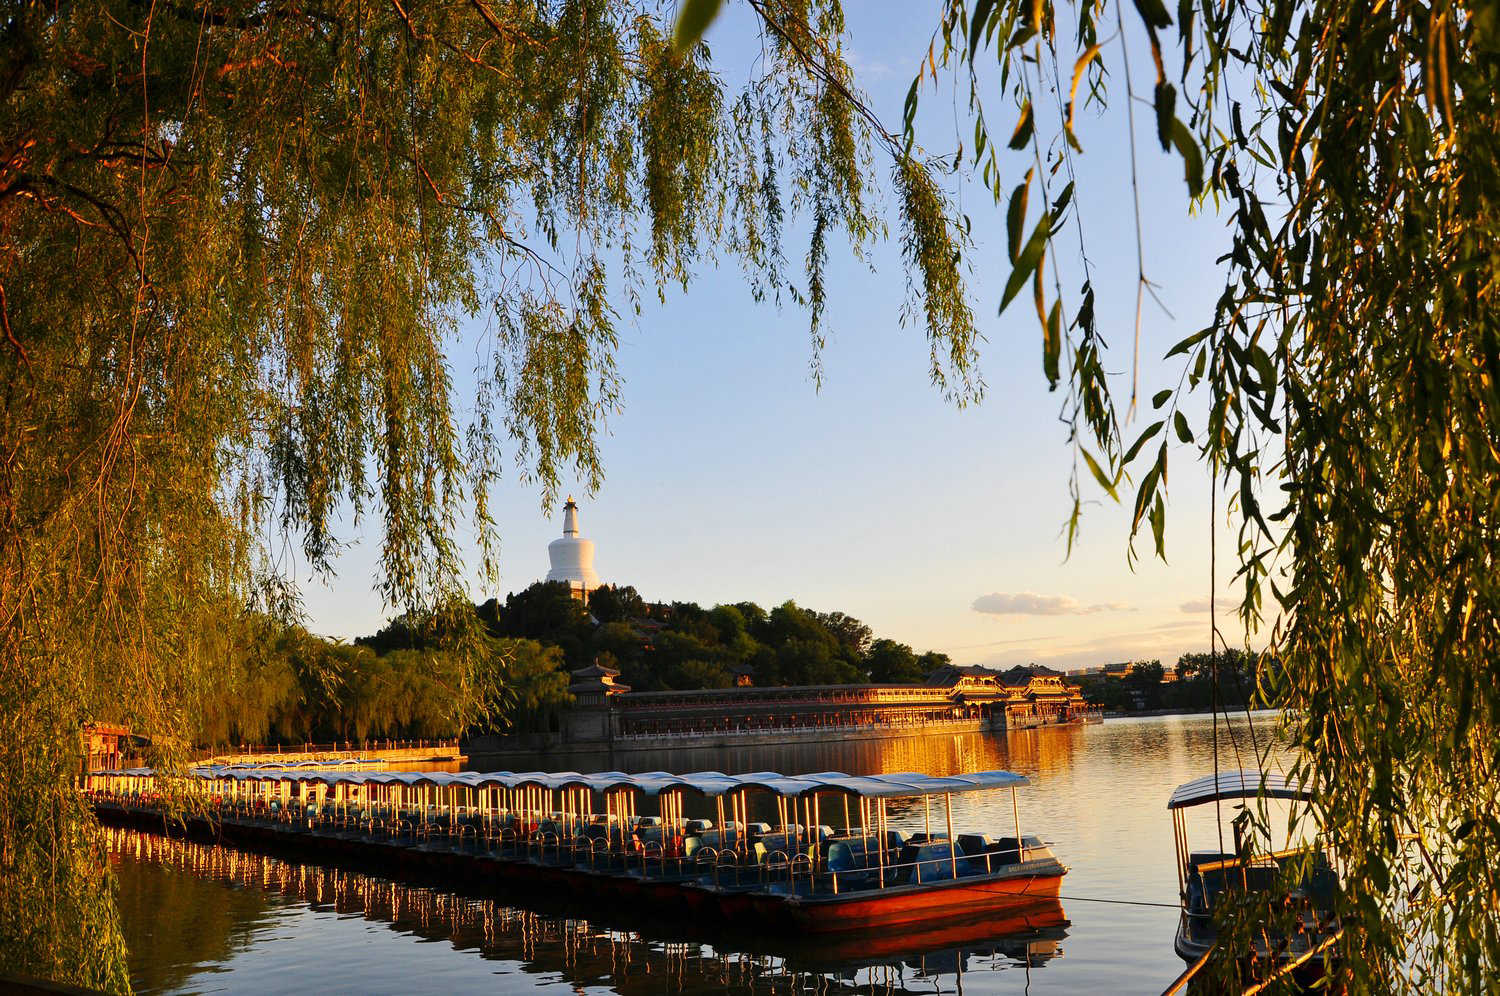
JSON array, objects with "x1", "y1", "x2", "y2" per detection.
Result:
[{"x1": 545, "y1": 496, "x2": 601, "y2": 599}]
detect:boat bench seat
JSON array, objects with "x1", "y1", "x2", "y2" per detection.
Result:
[
  {"x1": 684, "y1": 828, "x2": 747, "y2": 855},
  {"x1": 982, "y1": 835, "x2": 1046, "y2": 867},
  {"x1": 957, "y1": 833, "x2": 994, "y2": 856},
  {"x1": 753, "y1": 833, "x2": 815, "y2": 864},
  {"x1": 895, "y1": 841, "x2": 974, "y2": 884},
  {"x1": 1200, "y1": 864, "x2": 1282, "y2": 905},
  {"x1": 1306, "y1": 865, "x2": 1339, "y2": 906},
  {"x1": 583, "y1": 824, "x2": 628, "y2": 844},
  {"x1": 825, "y1": 838, "x2": 868, "y2": 873},
  {"x1": 822, "y1": 836, "x2": 901, "y2": 888}
]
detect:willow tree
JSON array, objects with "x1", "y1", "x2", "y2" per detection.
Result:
[
  {"x1": 0, "y1": 1, "x2": 976, "y2": 988},
  {"x1": 895, "y1": 0, "x2": 1498, "y2": 989}
]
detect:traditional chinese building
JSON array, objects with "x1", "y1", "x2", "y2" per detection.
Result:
[
  {"x1": 923, "y1": 663, "x2": 1090, "y2": 726},
  {"x1": 565, "y1": 661, "x2": 630, "y2": 741},
  {"x1": 83, "y1": 722, "x2": 133, "y2": 772}
]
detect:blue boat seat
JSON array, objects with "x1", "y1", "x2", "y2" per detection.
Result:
[
  {"x1": 896, "y1": 841, "x2": 971, "y2": 884},
  {"x1": 753, "y1": 832, "x2": 814, "y2": 864},
  {"x1": 822, "y1": 835, "x2": 890, "y2": 887},
  {"x1": 989, "y1": 836, "x2": 1029, "y2": 865},
  {"x1": 1307, "y1": 863, "x2": 1339, "y2": 906},
  {"x1": 958, "y1": 833, "x2": 994, "y2": 856},
  {"x1": 685, "y1": 828, "x2": 746, "y2": 854},
  {"x1": 825, "y1": 836, "x2": 875, "y2": 871}
]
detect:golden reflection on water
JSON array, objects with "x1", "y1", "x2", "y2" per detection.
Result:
[
  {"x1": 108, "y1": 826, "x2": 1067, "y2": 996},
  {"x1": 494, "y1": 724, "x2": 1081, "y2": 780}
]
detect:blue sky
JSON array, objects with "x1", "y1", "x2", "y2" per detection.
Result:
[{"x1": 296, "y1": 2, "x2": 1260, "y2": 672}]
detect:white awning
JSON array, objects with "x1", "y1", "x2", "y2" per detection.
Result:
[{"x1": 1167, "y1": 769, "x2": 1313, "y2": 810}]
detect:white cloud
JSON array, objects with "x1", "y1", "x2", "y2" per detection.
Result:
[
  {"x1": 971, "y1": 592, "x2": 1133, "y2": 617},
  {"x1": 974, "y1": 627, "x2": 1209, "y2": 672},
  {"x1": 843, "y1": 46, "x2": 893, "y2": 82},
  {"x1": 1153, "y1": 619, "x2": 1206, "y2": 631},
  {"x1": 1180, "y1": 596, "x2": 1213, "y2": 613}
]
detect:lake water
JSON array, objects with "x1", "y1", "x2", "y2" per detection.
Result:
[{"x1": 112, "y1": 712, "x2": 1290, "y2": 994}]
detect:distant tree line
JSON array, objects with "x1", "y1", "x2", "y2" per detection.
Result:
[
  {"x1": 1076, "y1": 649, "x2": 1274, "y2": 712},
  {"x1": 193, "y1": 582, "x2": 951, "y2": 747}
]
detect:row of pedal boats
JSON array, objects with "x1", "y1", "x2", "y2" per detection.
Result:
[{"x1": 85, "y1": 766, "x2": 1068, "y2": 932}]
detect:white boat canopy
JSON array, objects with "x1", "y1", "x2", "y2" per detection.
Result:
[
  {"x1": 96, "y1": 766, "x2": 1033, "y2": 799},
  {"x1": 1167, "y1": 769, "x2": 1314, "y2": 810}
]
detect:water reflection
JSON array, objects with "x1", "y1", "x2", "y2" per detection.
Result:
[
  {"x1": 491, "y1": 724, "x2": 1084, "y2": 781},
  {"x1": 109, "y1": 826, "x2": 1068, "y2": 995},
  {"x1": 111, "y1": 834, "x2": 275, "y2": 994}
]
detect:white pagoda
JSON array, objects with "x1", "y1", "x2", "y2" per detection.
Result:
[{"x1": 545, "y1": 496, "x2": 601, "y2": 599}]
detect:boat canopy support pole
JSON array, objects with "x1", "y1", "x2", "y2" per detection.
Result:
[
  {"x1": 1012, "y1": 787, "x2": 1022, "y2": 861},
  {"x1": 1172, "y1": 809, "x2": 1186, "y2": 898},
  {"x1": 945, "y1": 793, "x2": 957, "y2": 879}
]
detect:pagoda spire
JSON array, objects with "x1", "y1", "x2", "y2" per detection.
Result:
[{"x1": 546, "y1": 495, "x2": 600, "y2": 596}]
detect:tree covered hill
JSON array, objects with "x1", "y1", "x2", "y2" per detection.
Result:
[
  {"x1": 473, "y1": 580, "x2": 953, "y2": 691},
  {"x1": 202, "y1": 582, "x2": 952, "y2": 748}
]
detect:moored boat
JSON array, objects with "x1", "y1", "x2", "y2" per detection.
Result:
[
  {"x1": 85, "y1": 764, "x2": 1068, "y2": 932},
  {"x1": 1167, "y1": 770, "x2": 1341, "y2": 987}
]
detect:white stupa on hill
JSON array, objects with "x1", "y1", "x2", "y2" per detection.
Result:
[{"x1": 545, "y1": 496, "x2": 601, "y2": 598}]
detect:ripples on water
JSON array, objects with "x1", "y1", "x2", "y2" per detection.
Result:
[{"x1": 113, "y1": 712, "x2": 1288, "y2": 994}]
